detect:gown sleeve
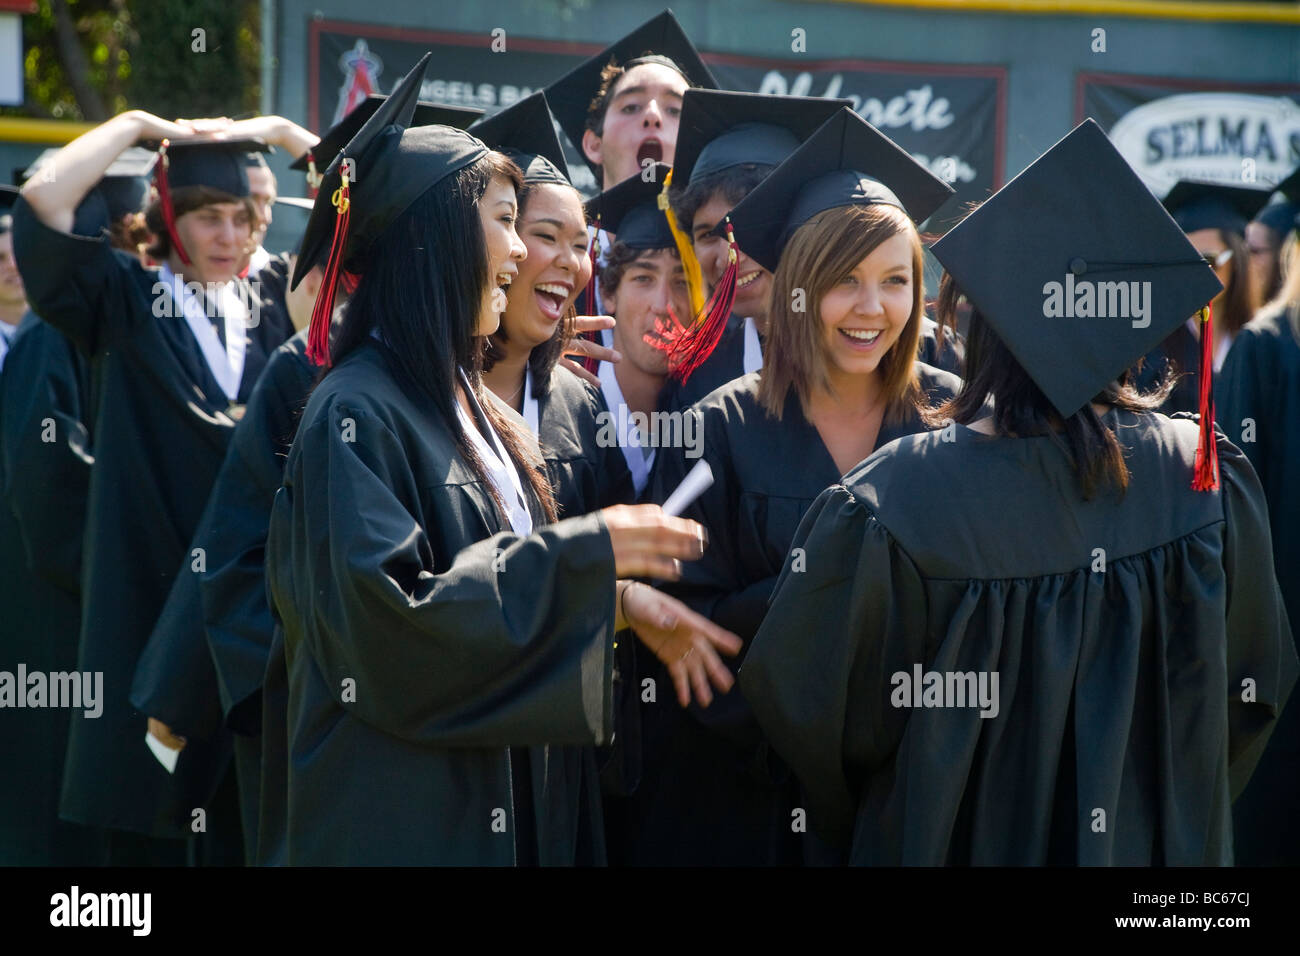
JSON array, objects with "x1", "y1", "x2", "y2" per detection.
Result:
[
  {"x1": 200, "y1": 344, "x2": 312, "y2": 734},
  {"x1": 1215, "y1": 328, "x2": 1274, "y2": 484},
  {"x1": 1217, "y1": 431, "x2": 1299, "y2": 799},
  {"x1": 739, "y1": 484, "x2": 929, "y2": 849},
  {"x1": 1, "y1": 324, "x2": 92, "y2": 595},
  {"x1": 269, "y1": 401, "x2": 620, "y2": 748},
  {"x1": 11, "y1": 198, "x2": 143, "y2": 356}
]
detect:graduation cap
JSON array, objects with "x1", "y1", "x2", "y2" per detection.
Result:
[
  {"x1": 1254, "y1": 165, "x2": 1300, "y2": 238},
  {"x1": 661, "y1": 89, "x2": 855, "y2": 335},
  {"x1": 546, "y1": 9, "x2": 717, "y2": 180},
  {"x1": 469, "y1": 91, "x2": 570, "y2": 185},
  {"x1": 722, "y1": 107, "x2": 955, "y2": 274},
  {"x1": 1162, "y1": 179, "x2": 1272, "y2": 237},
  {"x1": 290, "y1": 94, "x2": 484, "y2": 188},
  {"x1": 671, "y1": 90, "x2": 853, "y2": 189},
  {"x1": 584, "y1": 164, "x2": 675, "y2": 250},
  {"x1": 21, "y1": 146, "x2": 156, "y2": 222},
  {"x1": 147, "y1": 138, "x2": 271, "y2": 266},
  {"x1": 655, "y1": 107, "x2": 954, "y2": 382},
  {"x1": 294, "y1": 52, "x2": 491, "y2": 367},
  {"x1": 929, "y1": 119, "x2": 1225, "y2": 489}
]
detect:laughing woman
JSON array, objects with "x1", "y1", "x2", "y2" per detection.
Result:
[
  {"x1": 609, "y1": 108, "x2": 958, "y2": 866},
  {"x1": 473, "y1": 93, "x2": 636, "y2": 518},
  {"x1": 266, "y1": 57, "x2": 735, "y2": 866}
]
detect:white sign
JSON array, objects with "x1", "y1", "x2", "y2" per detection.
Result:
[
  {"x1": 0, "y1": 15, "x2": 22, "y2": 106},
  {"x1": 1108, "y1": 92, "x2": 1300, "y2": 197}
]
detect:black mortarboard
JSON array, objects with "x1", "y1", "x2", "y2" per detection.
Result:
[
  {"x1": 547, "y1": 9, "x2": 717, "y2": 179},
  {"x1": 22, "y1": 146, "x2": 155, "y2": 221},
  {"x1": 469, "y1": 92, "x2": 570, "y2": 185},
  {"x1": 289, "y1": 94, "x2": 484, "y2": 177},
  {"x1": 263, "y1": 196, "x2": 315, "y2": 256},
  {"x1": 294, "y1": 52, "x2": 491, "y2": 366},
  {"x1": 1254, "y1": 166, "x2": 1300, "y2": 237},
  {"x1": 1162, "y1": 179, "x2": 1271, "y2": 237},
  {"x1": 585, "y1": 164, "x2": 675, "y2": 249},
  {"x1": 155, "y1": 138, "x2": 270, "y2": 197},
  {"x1": 721, "y1": 107, "x2": 955, "y2": 273},
  {"x1": 930, "y1": 119, "x2": 1222, "y2": 425},
  {"x1": 142, "y1": 137, "x2": 270, "y2": 265},
  {"x1": 671, "y1": 90, "x2": 853, "y2": 188}
]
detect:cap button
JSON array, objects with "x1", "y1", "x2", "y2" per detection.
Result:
[{"x1": 1069, "y1": 257, "x2": 1088, "y2": 276}]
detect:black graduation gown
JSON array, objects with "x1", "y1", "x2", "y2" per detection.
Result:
[
  {"x1": 1134, "y1": 322, "x2": 1200, "y2": 414},
  {"x1": 607, "y1": 364, "x2": 961, "y2": 865},
  {"x1": 1216, "y1": 304, "x2": 1300, "y2": 864},
  {"x1": 661, "y1": 316, "x2": 964, "y2": 413},
  {"x1": 534, "y1": 364, "x2": 635, "y2": 518},
  {"x1": 10, "y1": 199, "x2": 294, "y2": 839},
  {"x1": 265, "y1": 340, "x2": 619, "y2": 865},
  {"x1": 0, "y1": 313, "x2": 105, "y2": 865},
  {"x1": 741, "y1": 411, "x2": 1296, "y2": 864}
]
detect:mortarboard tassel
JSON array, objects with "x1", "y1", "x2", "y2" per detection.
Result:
[
  {"x1": 154, "y1": 140, "x2": 192, "y2": 266},
  {"x1": 579, "y1": 214, "x2": 602, "y2": 375},
  {"x1": 1192, "y1": 303, "x2": 1220, "y2": 491},
  {"x1": 305, "y1": 151, "x2": 323, "y2": 199},
  {"x1": 654, "y1": 217, "x2": 738, "y2": 382},
  {"x1": 306, "y1": 163, "x2": 351, "y2": 368},
  {"x1": 658, "y1": 170, "x2": 707, "y2": 318}
]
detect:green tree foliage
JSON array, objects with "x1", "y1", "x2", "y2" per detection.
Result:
[{"x1": 2, "y1": 0, "x2": 258, "y2": 122}]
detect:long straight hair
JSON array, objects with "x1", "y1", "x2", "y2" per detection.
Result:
[
  {"x1": 933, "y1": 272, "x2": 1173, "y2": 499},
  {"x1": 327, "y1": 151, "x2": 557, "y2": 524},
  {"x1": 760, "y1": 203, "x2": 924, "y2": 422}
]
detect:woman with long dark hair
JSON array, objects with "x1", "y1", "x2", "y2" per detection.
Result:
[
  {"x1": 265, "y1": 56, "x2": 736, "y2": 865},
  {"x1": 609, "y1": 107, "x2": 958, "y2": 866},
  {"x1": 741, "y1": 120, "x2": 1295, "y2": 865},
  {"x1": 1134, "y1": 180, "x2": 1267, "y2": 413}
]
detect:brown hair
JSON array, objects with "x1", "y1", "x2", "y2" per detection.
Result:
[
  {"x1": 1215, "y1": 229, "x2": 1259, "y2": 336},
  {"x1": 110, "y1": 213, "x2": 152, "y2": 258},
  {"x1": 598, "y1": 239, "x2": 680, "y2": 301},
  {"x1": 759, "y1": 203, "x2": 924, "y2": 423},
  {"x1": 586, "y1": 55, "x2": 690, "y2": 137},
  {"x1": 143, "y1": 185, "x2": 260, "y2": 261},
  {"x1": 933, "y1": 272, "x2": 1173, "y2": 499}
]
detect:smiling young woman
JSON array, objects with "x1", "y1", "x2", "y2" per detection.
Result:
[
  {"x1": 615, "y1": 108, "x2": 959, "y2": 866},
  {"x1": 264, "y1": 56, "x2": 736, "y2": 866}
]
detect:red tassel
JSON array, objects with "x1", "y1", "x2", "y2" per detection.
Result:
[
  {"x1": 154, "y1": 140, "x2": 192, "y2": 266},
  {"x1": 1192, "y1": 303, "x2": 1219, "y2": 492},
  {"x1": 580, "y1": 216, "x2": 602, "y2": 375},
  {"x1": 305, "y1": 166, "x2": 351, "y2": 368},
  {"x1": 653, "y1": 218, "x2": 738, "y2": 383}
]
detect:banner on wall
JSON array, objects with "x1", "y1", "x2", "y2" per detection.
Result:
[
  {"x1": 1078, "y1": 74, "x2": 1300, "y2": 197},
  {"x1": 309, "y1": 21, "x2": 1006, "y2": 222}
]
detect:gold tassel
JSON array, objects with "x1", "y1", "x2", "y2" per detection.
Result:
[{"x1": 658, "y1": 169, "x2": 707, "y2": 319}]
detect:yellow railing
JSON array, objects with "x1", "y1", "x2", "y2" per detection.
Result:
[{"x1": 0, "y1": 117, "x2": 96, "y2": 144}]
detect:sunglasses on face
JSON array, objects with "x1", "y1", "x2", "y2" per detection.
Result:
[{"x1": 1199, "y1": 249, "x2": 1233, "y2": 268}]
